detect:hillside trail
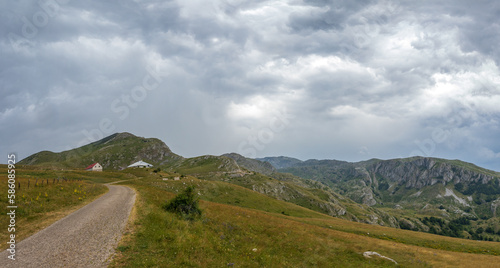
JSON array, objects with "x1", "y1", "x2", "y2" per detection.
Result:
[{"x1": 0, "y1": 183, "x2": 135, "y2": 268}]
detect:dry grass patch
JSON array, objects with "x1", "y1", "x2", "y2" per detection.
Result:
[
  {"x1": 0, "y1": 166, "x2": 108, "y2": 250},
  {"x1": 110, "y1": 178, "x2": 500, "y2": 267}
]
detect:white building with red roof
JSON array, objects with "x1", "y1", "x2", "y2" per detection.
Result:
[{"x1": 86, "y1": 162, "x2": 103, "y2": 171}]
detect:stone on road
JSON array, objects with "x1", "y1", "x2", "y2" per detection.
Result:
[{"x1": 1, "y1": 184, "x2": 135, "y2": 268}]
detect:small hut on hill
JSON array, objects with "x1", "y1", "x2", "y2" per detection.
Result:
[{"x1": 86, "y1": 162, "x2": 103, "y2": 171}]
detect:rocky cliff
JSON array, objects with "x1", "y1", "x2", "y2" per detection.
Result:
[
  {"x1": 265, "y1": 156, "x2": 500, "y2": 240},
  {"x1": 366, "y1": 157, "x2": 497, "y2": 189}
]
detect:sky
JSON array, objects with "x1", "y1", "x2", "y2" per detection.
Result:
[{"x1": 1, "y1": 0, "x2": 500, "y2": 171}]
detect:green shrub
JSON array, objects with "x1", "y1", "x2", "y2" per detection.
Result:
[
  {"x1": 163, "y1": 186, "x2": 201, "y2": 220},
  {"x1": 117, "y1": 245, "x2": 130, "y2": 252}
]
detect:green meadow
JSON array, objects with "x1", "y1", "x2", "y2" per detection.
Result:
[{"x1": 3, "y1": 165, "x2": 500, "y2": 267}]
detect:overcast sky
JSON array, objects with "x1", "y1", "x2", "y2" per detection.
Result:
[{"x1": 1, "y1": 0, "x2": 500, "y2": 171}]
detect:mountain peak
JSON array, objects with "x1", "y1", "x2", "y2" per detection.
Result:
[
  {"x1": 20, "y1": 132, "x2": 182, "y2": 169},
  {"x1": 256, "y1": 156, "x2": 303, "y2": 169},
  {"x1": 223, "y1": 153, "x2": 276, "y2": 175},
  {"x1": 113, "y1": 132, "x2": 136, "y2": 139}
]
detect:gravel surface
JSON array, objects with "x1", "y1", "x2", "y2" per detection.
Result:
[{"x1": 1, "y1": 184, "x2": 135, "y2": 268}]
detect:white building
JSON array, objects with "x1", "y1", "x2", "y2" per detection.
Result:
[
  {"x1": 127, "y1": 160, "x2": 153, "y2": 168},
  {"x1": 86, "y1": 162, "x2": 103, "y2": 171}
]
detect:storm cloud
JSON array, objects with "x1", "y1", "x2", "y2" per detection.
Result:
[{"x1": 1, "y1": 0, "x2": 499, "y2": 170}]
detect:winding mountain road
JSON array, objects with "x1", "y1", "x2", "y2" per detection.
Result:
[{"x1": 1, "y1": 184, "x2": 135, "y2": 268}]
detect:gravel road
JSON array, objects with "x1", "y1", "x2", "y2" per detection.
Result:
[{"x1": 1, "y1": 184, "x2": 135, "y2": 268}]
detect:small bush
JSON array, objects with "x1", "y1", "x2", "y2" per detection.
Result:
[
  {"x1": 117, "y1": 245, "x2": 130, "y2": 252},
  {"x1": 163, "y1": 186, "x2": 201, "y2": 220}
]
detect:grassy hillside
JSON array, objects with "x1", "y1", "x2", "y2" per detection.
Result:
[
  {"x1": 19, "y1": 132, "x2": 182, "y2": 170},
  {"x1": 166, "y1": 155, "x2": 243, "y2": 175},
  {"x1": 110, "y1": 173, "x2": 500, "y2": 267},
  {"x1": 256, "y1": 156, "x2": 303, "y2": 169},
  {"x1": 0, "y1": 165, "x2": 109, "y2": 249},
  {"x1": 224, "y1": 153, "x2": 276, "y2": 175},
  {"x1": 4, "y1": 164, "x2": 500, "y2": 267},
  {"x1": 162, "y1": 154, "x2": 399, "y2": 226}
]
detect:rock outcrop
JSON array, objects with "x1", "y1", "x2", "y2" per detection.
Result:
[{"x1": 367, "y1": 157, "x2": 496, "y2": 189}]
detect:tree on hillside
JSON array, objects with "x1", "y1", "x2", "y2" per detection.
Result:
[{"x1": 163, "y1": 186, "x2": 202, "y2": 220}]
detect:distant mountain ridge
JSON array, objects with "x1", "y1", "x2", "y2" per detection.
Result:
[
  {"x1": 223, "y1": 153, "x2": 276, "y2": 175},
  {"x1": 256, "y1": 156, "x2": 303, "y2": 169},
  {"x1": 19, "y1": 132, "x2": 183, "y2": 169},
  {"x1": 20, "y1": 132, "x2": 500, "y2": 240},
  {"x1": 263, "y1": 156, "x2": 500, "y2": 205},
  {"x1": 261, "y1": 156, "x2": 500, "y2": 238}
]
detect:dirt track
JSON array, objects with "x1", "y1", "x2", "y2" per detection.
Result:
[{"x1": 1, "y1": 184, "x2": 135, "y2": 268}]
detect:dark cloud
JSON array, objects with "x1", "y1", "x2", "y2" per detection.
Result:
[
  {"x1": 1, "y1": 0, "x2": 499, "y2": 171},
  {"x1": 288, "y1": 0, "x2": 375, "y2": 33}
]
